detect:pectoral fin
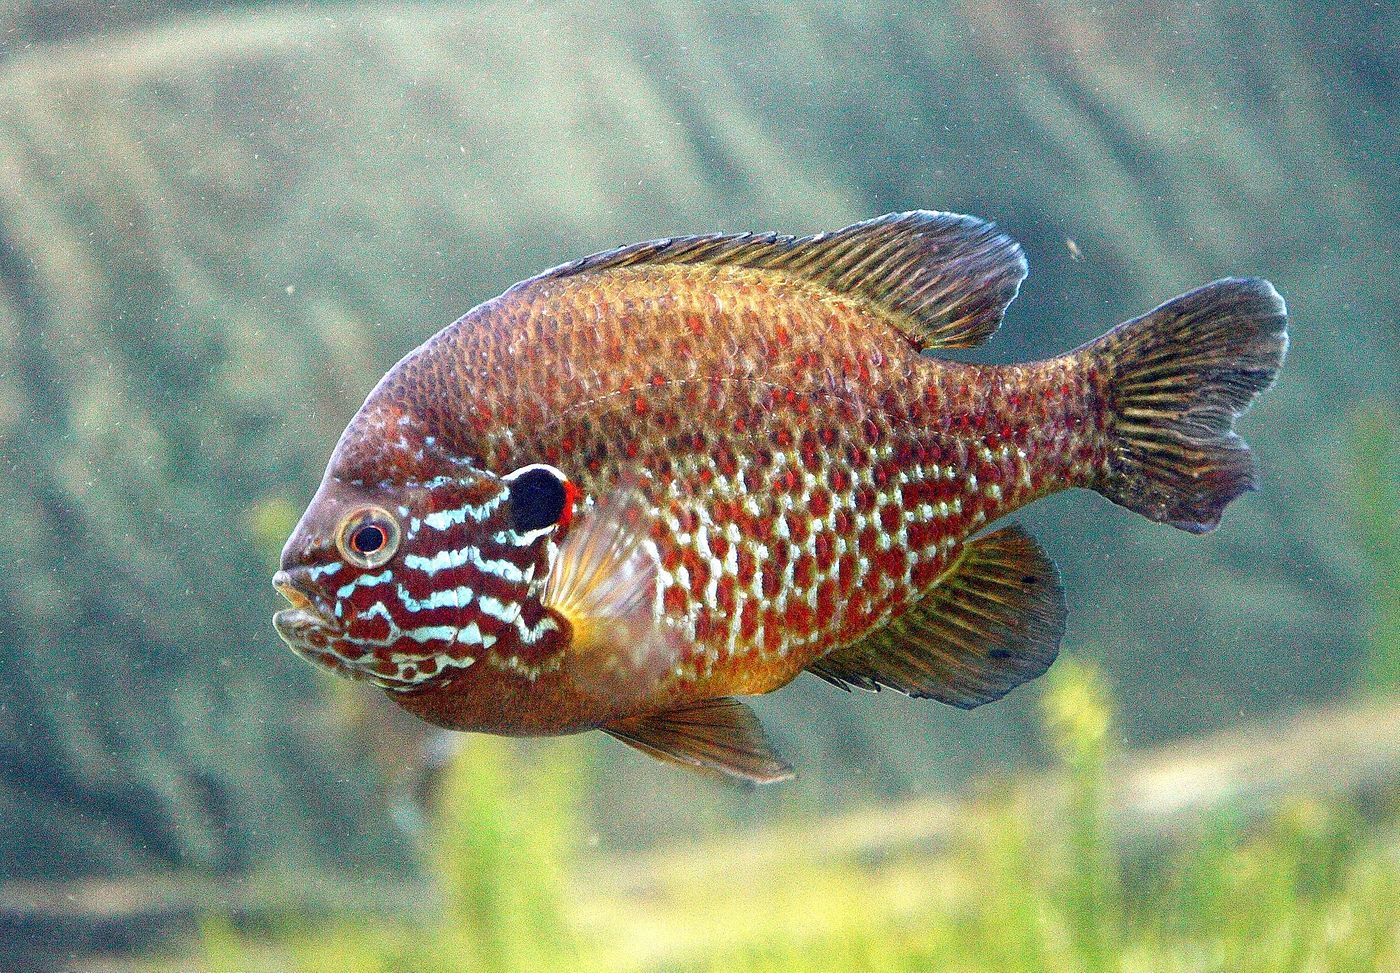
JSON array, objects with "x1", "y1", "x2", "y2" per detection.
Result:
[
  {"x1": 603, "y1": 698, "x2": 795, "y2": 785},
  {"x1": 809, "y1": 524, "x2": 1065, "y2": 708},
  {"x1": 542, "y1": 484, "x2": 682, "y2": 679}
]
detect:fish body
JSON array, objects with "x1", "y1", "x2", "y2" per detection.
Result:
[{"x1": 275, "y1": 212, "x2": 1287, "y2": 782}]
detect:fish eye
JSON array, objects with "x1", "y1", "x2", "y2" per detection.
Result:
[
  {"x1": 505, "y1": 464, "x2": 571, "y2": 534},
  {"x1": 352, "y1": 524, "x2": 386, "y2": 554},
  {"x1": 335, "y1": 506, "x2": 401, "y2": 569}
]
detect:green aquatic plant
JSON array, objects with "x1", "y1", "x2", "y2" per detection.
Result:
[
  {"x1": 187, "y1": 736, "x2": 592, "y2": 973},
  {"x1": 428, "y1": 735, "x2": 588, "y2": 971},
  {"x1": 1042, "y1": 657, "x2": 1121, "y2": 972},
  {"x1": 172, "y1": 658, "x2": 1400, "y2": 973}
]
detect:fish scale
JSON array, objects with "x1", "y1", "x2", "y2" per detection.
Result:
[{"x1": 275, "y1": 210, "x2": 1286, "y2": 782}]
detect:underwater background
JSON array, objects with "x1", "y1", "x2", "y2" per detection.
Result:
[{"x1": 0, "y1": 1, "x2": 1395, "y2": 970}]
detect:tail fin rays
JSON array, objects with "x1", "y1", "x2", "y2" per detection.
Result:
[{"x1": 1088, "y1": 278, "x2": 1287, "y2": 533}]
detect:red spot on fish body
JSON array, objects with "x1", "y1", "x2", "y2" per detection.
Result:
[
  {"x1": 711, "y1": 532, "x2": 730, "y2": 561},
  {"x1": 716, "y1": 576, "x2": 736, "y2": 616},
  {"x1": 736, "y1": 546, "x2": 757, "y2": 585},
  {"x1": 662, "y1": 543, "x2": 683, "y2": 572},
  {"x1": 911, "y1": 555, "x2": 941, "y2": 589},
  {"x1": 761, "y1": 555, "x2": 784, "y2": 599},
  {"x1": 877, "y1": 503, "x2": 901, "y2": 532},
  {"x1": 664, "y1": 585, "x2": 688, "y2": 616},
  {"x1": 834, "y1": 509, "x2": 852, "y2": 535},
  {"x1": 763, "y1": 621, "x2": 784, "y2": 654},
  {"x1": 793, "y1": 555, "x2": 815, "y2": 589},
  {"x1": 694, "y1": 612, "x2": 715, "y2": 643},
  {"x1": 787, "y1": 600, "x2": 813, "y2": 632},
  {"x1": 854, "y1": 486, "x2": 877, "y2": 514},
  {"x1": 740, "y1": 599, "x2": 759, "y2": 642}
]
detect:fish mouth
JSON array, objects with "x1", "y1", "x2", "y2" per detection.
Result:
[{"x1": 272, "y1": 569, "x2": 339, "y2": 649}]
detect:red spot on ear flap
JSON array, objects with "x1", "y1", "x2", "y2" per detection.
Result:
[{"x1": 559, "y1": 479, "x2": 583, "y2": 530}]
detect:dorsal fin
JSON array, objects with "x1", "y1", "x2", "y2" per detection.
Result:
[
  {"x1": 520, "y1": 211, "x2": 1028, "y2": 352},
  {"x1": 808, "y1": 524, "x2": 1065, "y2": 707}
]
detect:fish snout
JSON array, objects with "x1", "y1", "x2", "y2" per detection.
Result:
[
  {"x1": 272, "y1": 569, "x2": 315, "y2": 610},
  {"x1": 272, "y1": 568, "x2": 340, "y2": 649}
]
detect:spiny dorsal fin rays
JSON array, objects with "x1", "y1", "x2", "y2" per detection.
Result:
[
  {"x1": 808, "y1": 524, "x2": 1065, "y2": 707},
  {"x1": 516, "y1": 211, "x2": 1028, "y2": 353},
  {"x1": 603, "y1": 697, "x2": 795, "y2": 785}
]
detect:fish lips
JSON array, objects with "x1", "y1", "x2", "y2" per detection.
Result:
[{"x1": 272, "y1": 569, "x2": 341, "y2": 651}]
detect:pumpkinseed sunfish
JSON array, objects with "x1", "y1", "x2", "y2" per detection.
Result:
[{"x1": 274, "y1": 211, "x2": 1287, "y2": 783}]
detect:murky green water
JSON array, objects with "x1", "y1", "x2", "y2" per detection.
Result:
[{"x1": 0, "y1": 2, "x2": 1394, "y2": 969}]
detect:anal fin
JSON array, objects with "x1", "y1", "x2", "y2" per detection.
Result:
[
  {"x1": 809, "y1": 524, "x2": 1066, "y2": 708},
  {"x1": 603, "y1": 697, "x2": 795, "y2": 785}
]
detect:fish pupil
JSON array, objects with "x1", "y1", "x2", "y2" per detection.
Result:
[
  {"x1": 509, "y1": 467, "x2": 568, "y2": 533},
  {"x1": 352, "y1": 524, "x2": 386, "y2": 554}
]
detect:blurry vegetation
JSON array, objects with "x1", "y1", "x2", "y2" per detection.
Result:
[
  {"x1": 1043, "y1": 659, "x2": 1119, "y2": 971},
  {"x1": 244, "y1": 494, "x2": 301, "y2": 568},
  {"x1": 163, "y1": 662, "x2": 1400, "y2": 973},
  {"x1": 1348, "y1": 404, "x2": 1400, "y2": 695},
  {"x1": 189, "y1": 737, "x2": 591, "y2": 973}
]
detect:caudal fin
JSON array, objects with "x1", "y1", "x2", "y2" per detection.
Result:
[{"x1": 1087, "y1": 278, "x2": 1288, "y2": 533}]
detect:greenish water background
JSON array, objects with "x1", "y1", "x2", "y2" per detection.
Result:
[{"x1": 0, "y1": 0, "x2": 1394, "y2": 966}]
